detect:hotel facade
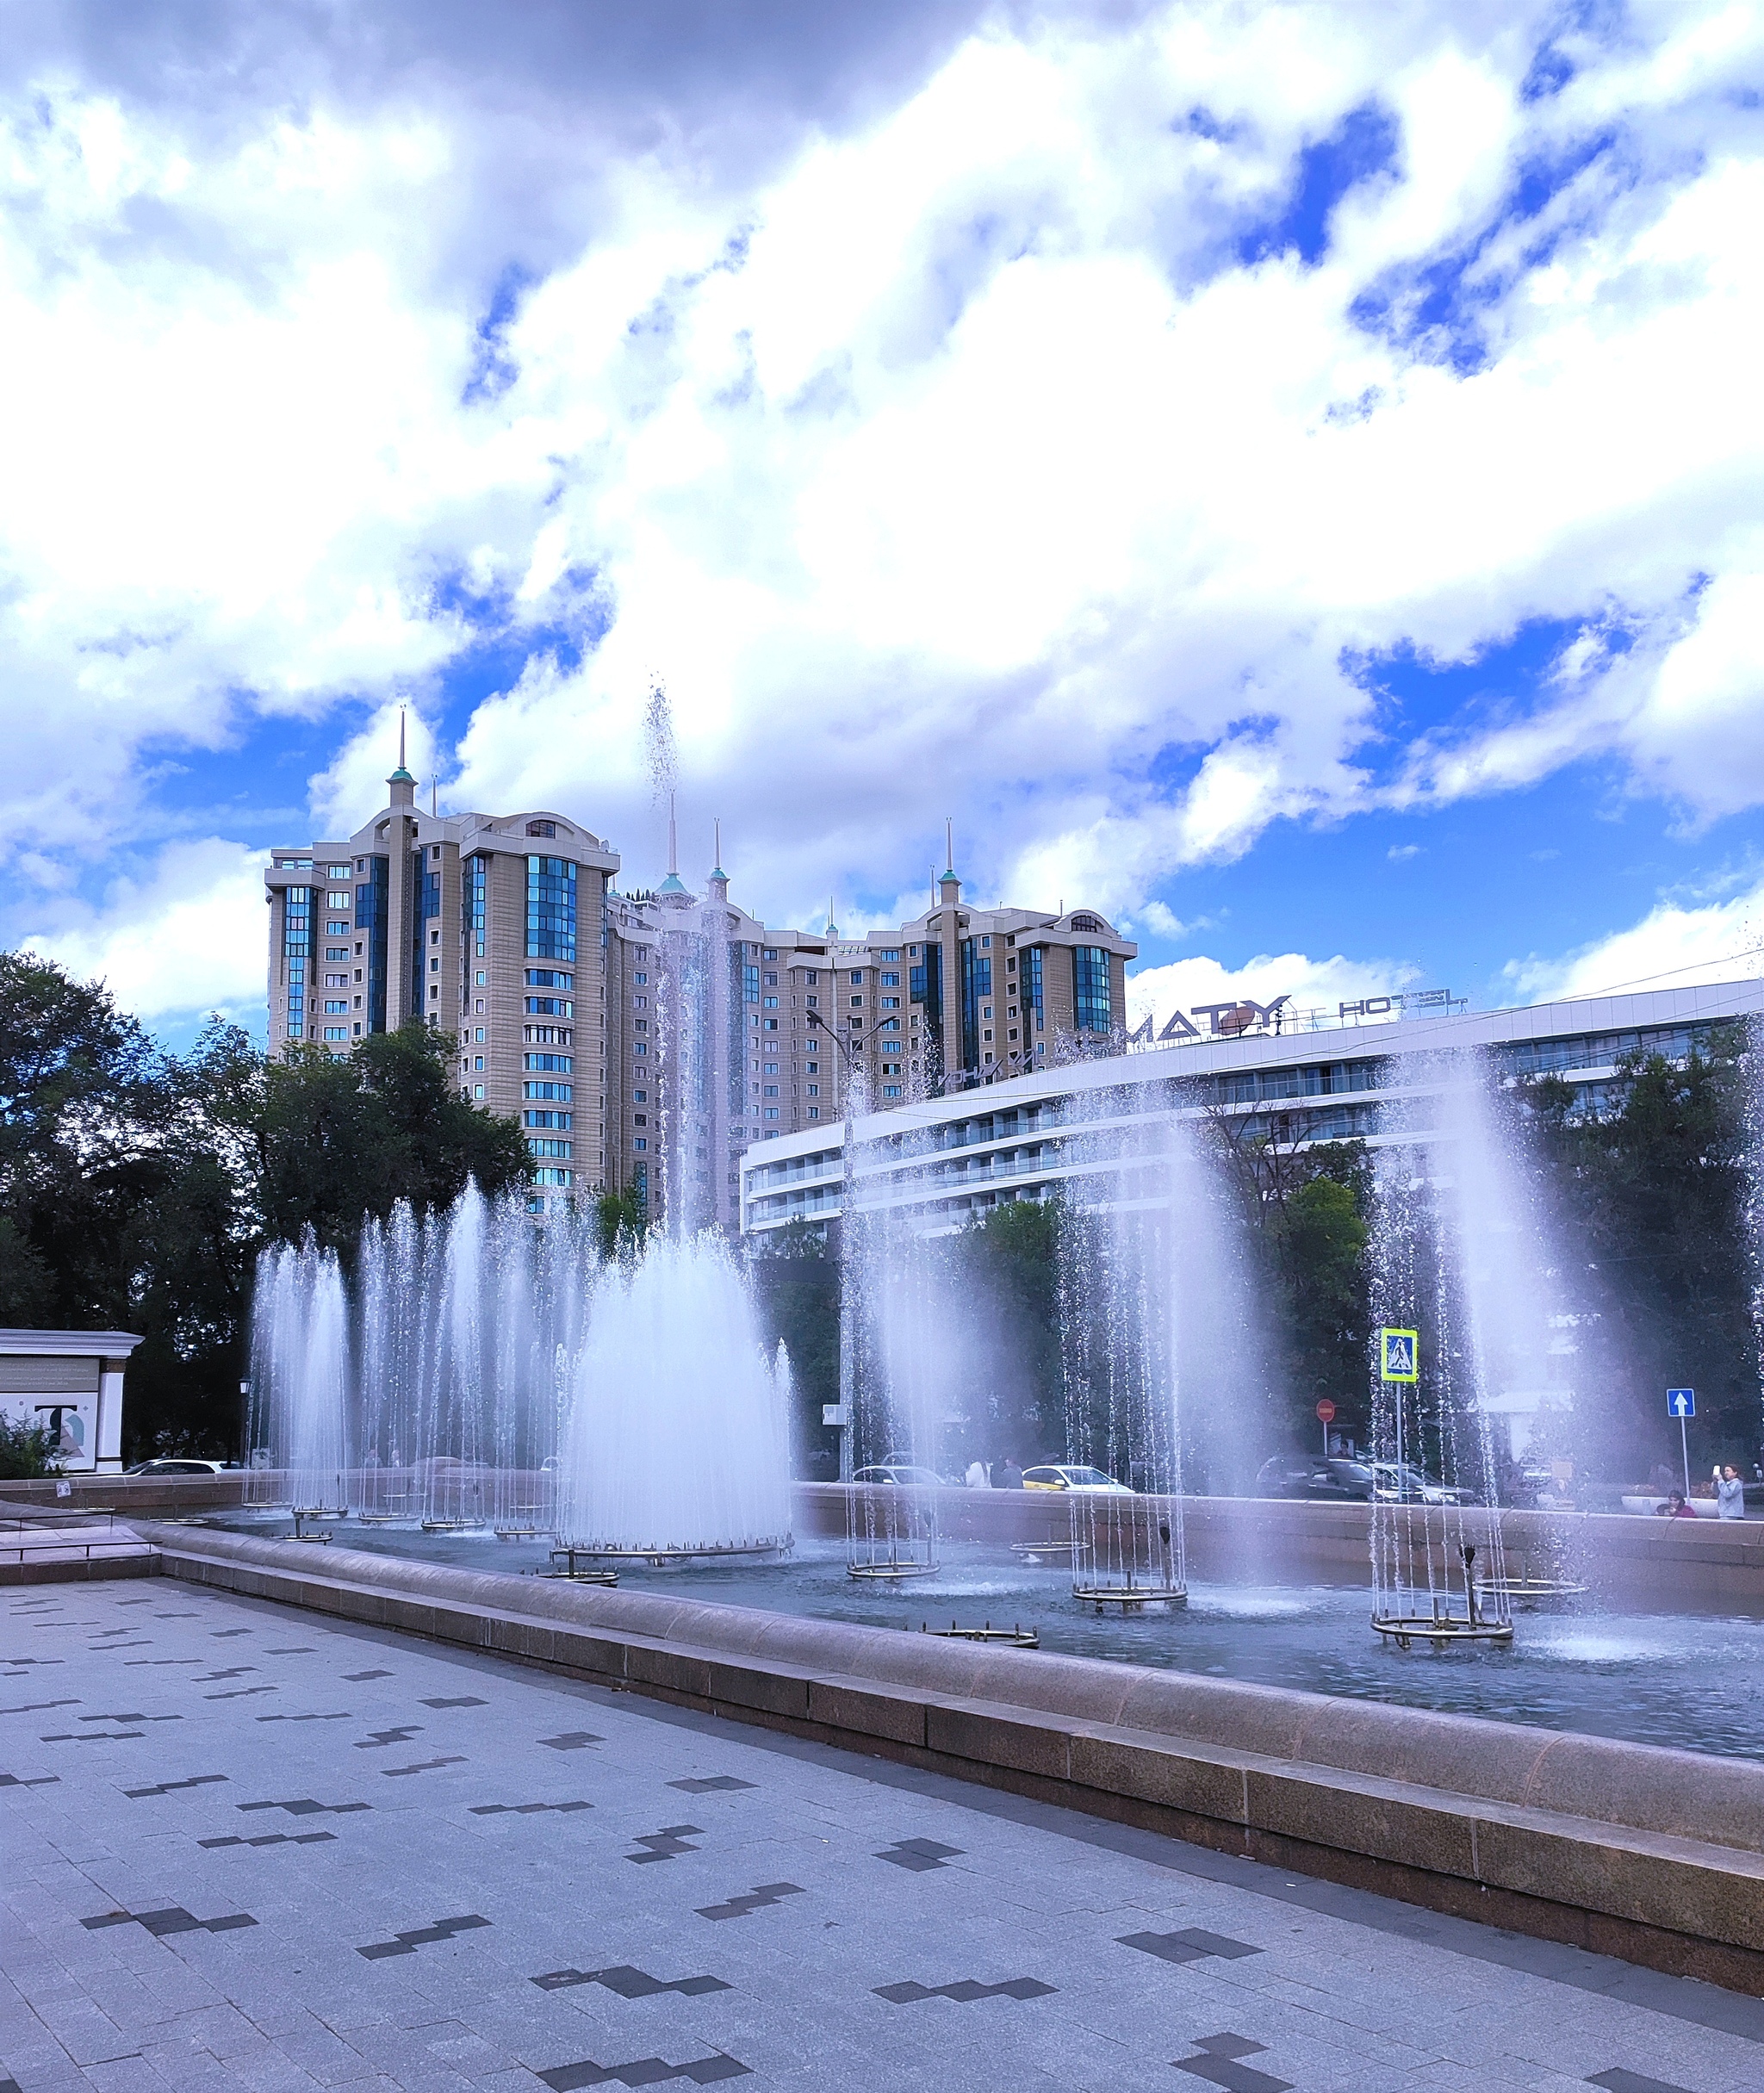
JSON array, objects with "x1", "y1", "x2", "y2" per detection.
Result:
[
  {"x1": 264, "y1": 765, "x2": 1137, "y2": 1221},
  {"x1": 738, "y1": 977, "x2": 1764, "y2": 1241}
]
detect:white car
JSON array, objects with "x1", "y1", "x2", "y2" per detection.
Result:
[
  {"x1": 1022, "y1": 1464, "x2": 1133, "y2": 1494},
  {"x1": 122, "y1": 1457, "x2": 226, "y2": 1476}
]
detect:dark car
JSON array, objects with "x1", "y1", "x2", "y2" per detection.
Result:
[{"x1": 1253, "y1": 1456, "x2": 1377, "y2": 1502}]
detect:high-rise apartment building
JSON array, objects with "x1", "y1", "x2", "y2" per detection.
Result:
[{"x1": 265, "y1": 764, "x2": 1135, "y2": 1222}]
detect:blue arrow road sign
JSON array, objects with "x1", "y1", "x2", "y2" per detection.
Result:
[{"x1": 1667, "y1": 1388, "x2": 1695, "y2": 1419}]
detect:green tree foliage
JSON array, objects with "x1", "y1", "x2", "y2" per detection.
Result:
[
  {"x1": 748, "y1": 1229, "x2": 840, "y2": 1476},
  {"x1": 0, "y1": 955, "x2": 531, "y2": 1462},
  {"x1": 255, "y1": 1021, "x2": 531, "y2": 1258},
  {"x1": 950, "y1": 1198, "x2": 1065, "y2": 1463},
  {"x1": 1526, "y1": 1036, "x2": 1760, "y2": 1475},
  {"x1": 593, "y1": 1185, "x2": 649, "y2": 1260}
]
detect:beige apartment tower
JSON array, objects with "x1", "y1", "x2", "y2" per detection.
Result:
[{"x1": 267, "y1": 769, "x2": 1134, "y2": 1220}]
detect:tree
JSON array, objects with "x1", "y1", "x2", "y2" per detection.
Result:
[
  {"x1": 1526, "y1": 1036, "x2": 1761, "y2": 1478},
  {"x1": 949, "y1": 1199, "x2": 1064, "y2": 1463},
  {"x1": 254, "y1": 1020, "x2": 531, "y2": 1258}
]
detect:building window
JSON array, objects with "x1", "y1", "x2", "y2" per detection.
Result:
[
  {"x1": 465, "y1": 855, "x2": 488, "y2": 959},
  {"x1": 763, "y1": 996, "x2": 778, "y2": 1009},
  {"x1": 763, "y1": 1085, "x2": 780, "y2": 1097},
  {"x1": 1074, "y1": 946, "x2": 1111, "y2": 1034},
  {"x1": 634, "y1": 1136, "x2": 647, "y2": 1151},
  {"x1": 880, "y1": 948, "x2": 900, "y2": 961},
  {"x1": 633, "y1": 1088, "x2": 646, "y2": 1102},
  {"x1": 806, "y1": 1060, "x2": 818, "y2": 1074},
  {"x1": 804, "y1": 969, "x2": 817, "y2": 984},
  {"x1": 805, "y1": 1083, "x2": 818, "y2": 1096},
  {"x1": 526, "y1": 968, "x2": 574, "y2": 989},
  {"x1": 807, "y1": 1106, "x2": 819, "y2": 1119},
  {"x1": 849, "y1": 995, "x2": 862, "y2": 1007},
  {"x1": 849, "y1": 970, "x2": 862, "y2": 984},
  {"x1": 524, "y1": 1081, "x2": 572, "y2": 1101},
  {"x1": 764, "y1": 972, "x2": 778, "y2": 986},
  {"x1": 763, "y1": 1019, "x2": 777, "y2": 1032},
  {"x1": 528, "y1": 1138, "x2": 572, "y2": 1158},
  {"x1": 526, "y1": 819, "x2": 556, "y2": 837},
  {"x1": 526, "y1": 997, "x2": 573, "y2": 1016},
  {"x1": 322, "y1": 1027, "x2": 348, "y2": 1041},
  {"x1": 1024, "y1": 946, "x2": 1044, "y2": 1032},
  {"x1": 323, "y1": 999, "x2": 348, "y2": 1014},
  {"x1": 884, "y1": 1084, "x2": 903, "y2": 1099},
  {"x1": 525, "y1": 854, "x2": 577, "y2": 960},
  {"x1": 743, "y1": 965, "x2": 760, "y2": 1003},
  {"x1": 634, "y1": 971, "x2": 648, "y2": 984},
  {"x1": 524, "y1": 1053, "x2": 573, "y2": 1072},
  {"x1": 765, "y1": 1107, "x2": 780, "y2": 1120},
  {"x1": 474, "y1": 1084, "x2": 485, "y2": 1099},
  {"x1": 475, "y1": 1056, "x2": 484, "y2": 1071},
  {"x1": 880, "y1": 996, "x2": 899, "y2": 1009},
  {"x1": 1071, "y1": 912, "x2": 1103, "y2": 933},
  {"x1": 763, "y1": 948, "x2": 777, "y2": 960}
]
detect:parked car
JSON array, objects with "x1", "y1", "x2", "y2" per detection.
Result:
[
  {"x1": 121, "y1": 1457, "x2": 226, "y2": 1476},
  {"x1": 1021, "y1": 1464, "x2": 1133, "y2": 1494},
  {"x1": 1365, "y1": 1461, "x2": 1471, "y2": 1506},
  {"x1": 852, "y1": 1463, "x2": 948, "y2": 1489},
  {"x1": 1253, "y1": 1456, "x2": 1377, "y2": 1502}
]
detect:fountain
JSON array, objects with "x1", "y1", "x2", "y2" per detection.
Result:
[
  {"x1": 249, "y1": 1234, "x2": 349, "y2": 1515},
  {"x1": 551, "y1": 1233, "x2": 792, "y2": 1559},
  {"x1": 1363, "y1": 1049, "x2": 1587, "y2": 1646},
  {"x1": 1050, "y1": 1078, "x2": 1275, "y2": 1609}
]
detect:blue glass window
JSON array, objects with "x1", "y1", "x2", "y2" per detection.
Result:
[
  {"x1": 526, "y1": 855, "x2": 577, "y2": 960},
  {"x1": 1074, "y1": 946, "x2": 1111, "y2": 1034}
]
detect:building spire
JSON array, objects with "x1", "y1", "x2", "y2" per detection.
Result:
[
  {"x1": 945, "y1": 815, "x2": 955, "y2": 879},
  {"x1": 668, "y1": 790, "x2": 678, "y2": 878},
  {"x1": 387, "y1": 705, "x2": 416, "y2": 804},
  {"x1": 826, "y1": 892, "x2": 838, "y2": 938},
  {"x1": 938, "y1": 818, "x2": 960, "y2": 905},
  {"x1": 707, "y1": 817, "x2": 729, "y2": 898}
]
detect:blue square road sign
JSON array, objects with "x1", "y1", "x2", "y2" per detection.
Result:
[{"x1": 1667, "y1": 1388, "x2": 1695, "y2": 1419}]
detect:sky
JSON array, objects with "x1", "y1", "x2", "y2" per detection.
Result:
[{"x1": 4, "y1": 0, "x2": 1763, "y2": 1051}]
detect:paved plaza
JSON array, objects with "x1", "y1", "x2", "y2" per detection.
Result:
[{"x1": 4, "y1": 1581, "x2": 1763, "y2": 2093}]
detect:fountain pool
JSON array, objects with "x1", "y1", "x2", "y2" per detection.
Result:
[{"x1": 196, "y1": 1513, "x2": 1764, "y2": 1761}]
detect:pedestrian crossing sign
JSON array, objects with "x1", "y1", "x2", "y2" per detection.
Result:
[{"x1": 1379, "y1": 1328, "x2": 1419, "y2": 1382}]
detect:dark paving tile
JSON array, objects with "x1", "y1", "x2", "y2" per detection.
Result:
[
  {"x1": 533, "y1": 1966, "x2": 731, "y2": 1999},
  {"x1": 344, "y1": 1669, "x2": 394, "y2": 1682},
  {"x1": 383, "y1": 1756, "x2": 467, "y2": 1777},
  {"x1": 124, "y1": 1773, "x2": 229, "y2": 1798},
  {"x1": 257, "y1": 1711, "x2": 351, "y2": 1723},
  {"x1": 266, "y1": 1647, "x2": 316, "y2": 1655},
  {"x1": 239, "y1": 1798, "x2": 370, "y2": 1817},
  {"x1": 42, "y1": 1729, "x2": 146, "y2": 1742},
  {"x1": 1119, "y1": 1928, "x2": 1263, "y2": 1966},
  {"x1": 0, "y1": 1772, "x2": 59, "y2": 1788},
  {"x1": 874, "y1": 1838, "x2": 963, "y2": 1872},
  {"x1": 2, "y1": 1699, "x2": 79, "y2": 1712},
  {"x1": 356, "y1": 1727, "x2": 422, "y2": 1748},
  {"x1": 205, "y1": 1686, "x2": 276, "y2": 1700},
  {"x1": 199, "y1": 1831, "x2": 338, "y2": 1848},
  {"x1": 1174, "y1": 2039, "x2": 1289, "y2": 2093},
  {"x1": 420, "y1": 1696, "x2": 488, "y2": 1709},
  {"x1": 668, "y1": 1778, "x2": 755, "y2": 1795},
  {"x1": 357, "y1": 1914, "x2": 492, "y2": 1960},
  {"x1": 540, "y1": 1731, "x2": 605, "y2": 1751},
  {"x1": 470, "y1": 1800, "x2": 592, "y2": 1816},
  {"x1": 537, "y1": 2053, "x2": 748, "y2": 2088},
  {"x1": 1587, "y1": 2073, "x2": 1699, "y2": 2093},
  {"x1": 83, "y1": 1907, "x2": 257, "y2": 1937},
  {"x1": 627, "y1": 1825, "x2": 704, "y2": 1863},
  {"x1": 874, "y1": 1978, "x2": 1056, "y2": 2004},
  {"x1": 694, "y1": 1884, "x2": 804, "y2": 1922}
]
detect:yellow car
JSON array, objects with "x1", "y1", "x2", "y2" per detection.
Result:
[{"x1": 1021, "y1": 1464, "x2": 1132, "y2": 1494}]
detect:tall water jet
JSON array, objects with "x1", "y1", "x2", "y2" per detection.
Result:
[
  {"x1": 1368, "y1": 1050, "x2": 1539, "y2": 1645},
  {"x1": 1056, "y1": 1084, "x2": 1235, "y2": 1608},
  {"x1": 248, "y1": 1234, "x2": 350, "y2": 1512},
  {"x1": 554, "y1": 1233, "x2": 792, "y2": 1556}
]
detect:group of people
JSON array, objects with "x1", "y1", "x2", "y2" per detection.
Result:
[
  {"x1": 963, "y1": 1456, "x2": 1024, "y2": 1489},
  {"x1": 1653, "y1": 1463, "x2": 1750, "y2": 1519}
]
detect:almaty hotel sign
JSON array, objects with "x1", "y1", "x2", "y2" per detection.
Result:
[{"x1": 1128, "y1": 986, "x2": 1460, "y2": 1045}]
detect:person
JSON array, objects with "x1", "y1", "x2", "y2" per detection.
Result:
[
  {"x1": 997, "y1": 1456, "x2": 1023, "y2": 1489},
  {"x1": 1717, "y1": 1464, "x2": 1746, "y2": 1519},
  {"x1": 964, "y1": 1457, "x2": 991, "y2": 1489},
  {"x1": 1656, "y1": 1491, "x2": 1699, "y2": 1519}
]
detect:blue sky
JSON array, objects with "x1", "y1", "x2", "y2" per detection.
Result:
[{"x1": 4, "y1": 0, "x2": 1763, "y2": 1049}]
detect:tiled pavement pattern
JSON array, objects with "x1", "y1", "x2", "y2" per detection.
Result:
[{"x1": 3, "y1": 1588, "x2": 1764, "y2": 2092}]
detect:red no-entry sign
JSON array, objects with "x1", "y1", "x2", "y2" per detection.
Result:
[{"x1": 1315, "y1": 1400, "x2": 1337, "y2": 1424}]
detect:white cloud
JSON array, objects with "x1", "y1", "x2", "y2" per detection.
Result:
[
  {"x1": 1506, "y1": 879, "x2": 1764, "y2": 1003},
  {"x1": 22, "y1": 840, "x2": 267, "y2": 1024},
  {"x1": 6, "y1": 2, "x2": 1764, "y2": 1018}
]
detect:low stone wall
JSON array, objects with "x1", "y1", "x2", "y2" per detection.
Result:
[{"x1": 134, "y1": 1520, "x2": 1764, "y2": 1994}]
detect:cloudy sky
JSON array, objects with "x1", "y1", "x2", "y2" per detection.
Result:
[{"x1": 5, "y1": 0, "x2": 1762, "y2": 1046}]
